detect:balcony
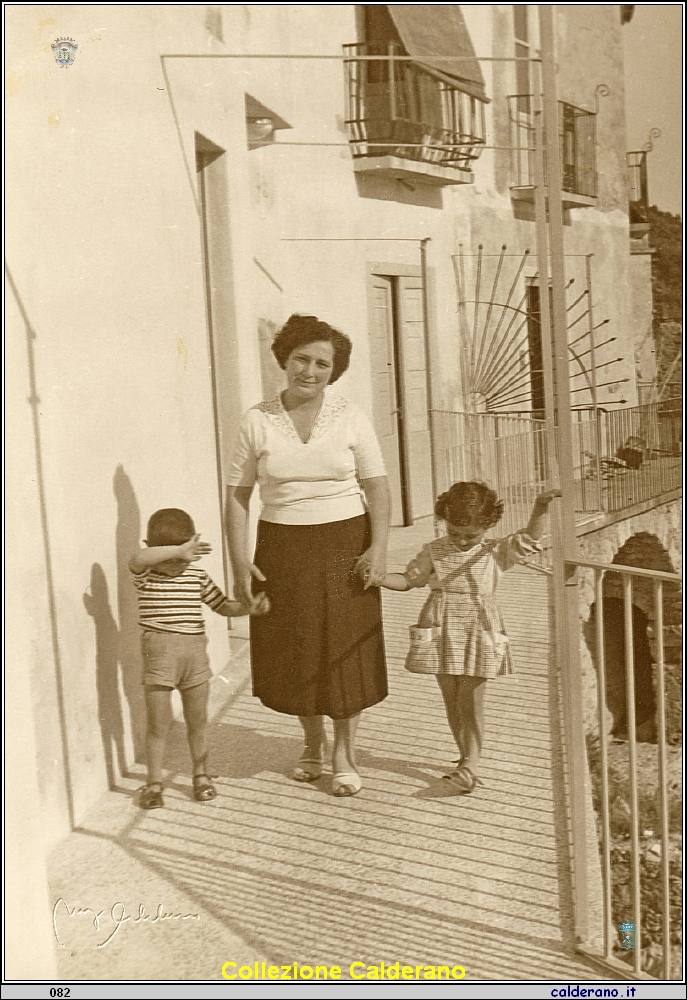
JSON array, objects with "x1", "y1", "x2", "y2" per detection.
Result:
[
  {"x1": 507, "y1": 96, "x2": 598, "y2": 209},
  {"x1": 431, "y1": 400, "x2": 681, "y2": 538},
  {"x1": 344, "y1": 43, "x2": 486, "y2": 187},
  {"x1": 627, "y1": 149, "x2": 649, "y2": 218},
  {"x1": 627, "y1": 149, "x2": 652, "y2": 250}
]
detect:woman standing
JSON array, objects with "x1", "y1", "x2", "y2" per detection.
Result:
[{"x1": 226, "y1": 314, "x2": 390, "y2": 796}]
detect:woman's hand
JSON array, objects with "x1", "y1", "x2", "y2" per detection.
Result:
[
  {"x1": 233, "y1": 562, "x2": 267, "y2": 610},
  {"x1": 356, "y1": 546, "x2": 387, "y2": 589}
]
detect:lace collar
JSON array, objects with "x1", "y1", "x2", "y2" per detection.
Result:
[{"x1": 258, "y1": 392, "x2": 349, "y2": 444}]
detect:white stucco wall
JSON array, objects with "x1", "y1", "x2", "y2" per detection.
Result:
[{"x1": 7, "y1": 0, "x2": 653, "y2": 873}]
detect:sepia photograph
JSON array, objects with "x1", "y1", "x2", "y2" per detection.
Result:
[{"x1": 5, "y1": 3, "x2": 683, "y2": 992}]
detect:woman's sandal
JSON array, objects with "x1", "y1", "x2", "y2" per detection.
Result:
[
  {"x1": 139, "y1": 782, "x2": 164, "y2": 810},
  {"x1": 293, "y1": 742, "x2": 328, "y2": 783},
  {"x1": 192, "y1": 773, "x2": 217, "y2": 802},
  {"x1": 331, "y1": 771, "x2": 362, "y2": 797},
  {"x1": 443, "y1": 764, "x2": 481, "y2": 795}
]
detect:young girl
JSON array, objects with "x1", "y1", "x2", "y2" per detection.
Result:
[{"x1": 379, "y1": 482, "x2": 559, "y2": 794}]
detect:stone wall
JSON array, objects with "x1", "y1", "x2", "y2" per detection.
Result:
[{"x1": 574, "y1": 499, "x2": 682, "y2": 740}]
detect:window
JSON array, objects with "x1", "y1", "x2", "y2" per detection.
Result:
[
  {"x1": 513, "y1": 6, "x2": 530, "y2": 112},
  {"x1": 526, "y1": 283, "x2": 546, "y2": 420},
  {"x1": 344, "y1": 6, "x2": 487, "y2": 181}
]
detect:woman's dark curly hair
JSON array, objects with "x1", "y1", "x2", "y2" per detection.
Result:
[
  {"x1": 434, "y1": 481, "x2": 504, "y2": 529},
  {"x1": 271, "y1": 314, "x2": 352, "y2": 384}
]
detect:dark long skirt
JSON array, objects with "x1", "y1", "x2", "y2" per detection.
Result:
[{"x1": 250, "y1": 514, "x2": 388, "y2": 719}]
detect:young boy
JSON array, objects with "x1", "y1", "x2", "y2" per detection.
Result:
[{"x1": 130, "y1": 507, "x2": 268, "y2": 809}]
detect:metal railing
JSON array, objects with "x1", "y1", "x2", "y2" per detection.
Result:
[
  {"x1": 602, "y1": 401, "x2": 682, "y2": 512},
  {"x1": 431, "y1": 401, "x2": 681, "y2": 521},
  {"x1": 570, "y1": 558, "x2": 682, "y2": 979},
  {"x1": 431, "y1": 410, "x2": 549, "y2": 539},
  {"x1": 508, "y1": 95, "x2": 598, "y2": 198},
  {"x1": 344, "y1": 42, "x2": 487, "y2": 170}
]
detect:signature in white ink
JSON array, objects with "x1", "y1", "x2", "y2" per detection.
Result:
[{"x1": 53, "y1": 898, "x2": 200, "y2": 948}]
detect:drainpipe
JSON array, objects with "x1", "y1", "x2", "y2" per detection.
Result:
[
  {"x1": 420, "y1": 237, "x2": 439, "y2": 530},
  {"x1": 585, "y1": 254, "x2": 605, "y2": 511}
]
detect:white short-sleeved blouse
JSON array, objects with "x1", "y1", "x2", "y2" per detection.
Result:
[{"x1": 226, "y1": 392, "x2": 387, "y2": 525}]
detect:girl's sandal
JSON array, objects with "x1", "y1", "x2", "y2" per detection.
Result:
[
  {"x1": 443, "y1": 765, "x2": 480, "y2": 795},
  {"x1": 192, "y1": 773, "x2": 217, "y2": 802},
  {"x1": 139, "y1": 783, "x2": 164, "y2": 810}
]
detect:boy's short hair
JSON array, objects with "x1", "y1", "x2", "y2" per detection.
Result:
[{"x1": 146, "y1": 508, "x2": 195, "y2": 547}]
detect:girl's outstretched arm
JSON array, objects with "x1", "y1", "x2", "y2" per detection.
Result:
[{"x1": 525, "y1": 488, "x2": 561, "y2": 539}]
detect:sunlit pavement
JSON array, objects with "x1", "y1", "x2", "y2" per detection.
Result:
[{"x1": 49, "y1": 522, "x2": 604, "y2": 981}]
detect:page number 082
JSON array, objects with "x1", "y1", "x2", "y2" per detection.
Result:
[{"x1": 50, "y1": 990, "x2": 70, "y2": 997}]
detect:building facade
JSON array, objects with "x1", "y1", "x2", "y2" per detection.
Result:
[{"x1": 6, "y1": 5, "x2": 647, "y2": 975}]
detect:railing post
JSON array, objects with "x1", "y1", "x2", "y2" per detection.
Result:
[
  {"x1": 653, "y1": 579, "x2": 671, "y2": 979},
  {"x1": 585, "y1": 255, "x2": 604, "y2": 510},
  {"x1": 538, "y1": 5, "x2": 590, "y2": 946},
  {"x1": 388, "y1": 42, "x2": 396, "y2": 124},
  {"x1": 594, "y1": 570, "x2": 613, "y2": 959},
  {"x1": 622, "y1": 574, "x2": 642, "y2": 974}
]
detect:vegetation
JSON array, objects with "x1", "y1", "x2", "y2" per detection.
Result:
[
  {"x1": 647, "y1": 205, "x2": 682, "y2": 323},
  {"x1": 647, "y1": 205, "x2": 682, "y2": 395}
]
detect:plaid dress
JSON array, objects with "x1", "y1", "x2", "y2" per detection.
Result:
[{"x1": 404, "y1": 532, "x2": 541, "y2": 678}]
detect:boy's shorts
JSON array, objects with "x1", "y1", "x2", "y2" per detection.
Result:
[{"x1": 141, "y1": 631, "x2": 212, "y2": 690}]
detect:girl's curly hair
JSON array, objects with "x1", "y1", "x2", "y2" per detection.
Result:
[
  {"x1": 271, "y1": 314, "x2": 352, "y2": 384},
  {"x1": 434, "y1": 481, "x2": 504, "y2": 529}
]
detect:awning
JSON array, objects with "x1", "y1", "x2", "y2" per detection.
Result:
[{"x1": 387, "y1": 5, "x2": 488, "y2": 102}]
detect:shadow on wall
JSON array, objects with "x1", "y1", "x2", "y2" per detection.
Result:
[
  {"x1": 258, "y1": 317, "x2": 284, "y2": 400},
  {"x1": 114, "y1": 465, "x2": 147, "y2": 762},
  {"x1": 7, "y1": 263, "x2": 76, "y2": 828},
  {"x1": 354, "y1": 172, "x2": 443, "y2": 208},
  {"x1": 83, "y1": 564, "x2": 127, "y2": 788}
]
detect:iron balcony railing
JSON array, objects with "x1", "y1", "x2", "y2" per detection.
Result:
[
  {"x1": 344, "y1": 42, "x2": 487, "y2": 171},
  {"x1": 570, "y1": 558, "x2": 681, "y2": 979},
  {"x1": 431, "y1": 399, "x2": 681, "y2": 519},
  {"x1": 627, "y1": 150, "x2": 649, "y2": 223},
  {"x1": 599, "y1": 401, "x2": 682, "y2": 512},
  {"x1": 430, "y1": 410, "x2": 550, "y2": 551},
  {"x1": 508, "y1": 95, "x2": 598, "y2": 198}
]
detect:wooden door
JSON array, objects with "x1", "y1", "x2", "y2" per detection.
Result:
[
  {"x1": 396, "y1": 276, "x2": 434, "y2": 520},
  {"x1": 369, "y1": 276, "x2": 406, "y2": 525}
]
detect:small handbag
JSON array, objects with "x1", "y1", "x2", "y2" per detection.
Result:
[
  {"x1": 406, "y1": 623, "x2": 443, "y2": 674},
  {"x1": 405, "y1": 590, "x2": 444, "y2": 674}
]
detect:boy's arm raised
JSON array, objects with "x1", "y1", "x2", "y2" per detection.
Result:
[{"x1": 128, "y1": 535, "x2": 211, "y2": 573}]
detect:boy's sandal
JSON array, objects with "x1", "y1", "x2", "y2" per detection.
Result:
[
  {"x1": 293, "y1": 741, "x2": 328, "y2": 783},
  {"x1": 331, "y1": 771, "x2": 362, "y2": 797},
  {"x1": 192, "y1": 773, "x2": 217, "y2": 802},
  {"x1": 443, "y1": 765, "x2": 481, "y2": 795},
  {"x1": 139, "y1": 783, "x2": 164, "y2": 810}
]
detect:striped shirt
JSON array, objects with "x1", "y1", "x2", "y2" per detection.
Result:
[{"x1": 132, "y1": 565, "x2": 228, "y2": 634}]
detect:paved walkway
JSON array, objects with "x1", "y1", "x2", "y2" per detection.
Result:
[{"x1": 49, "y1": 524, "x2": 604, "y2": 981}]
